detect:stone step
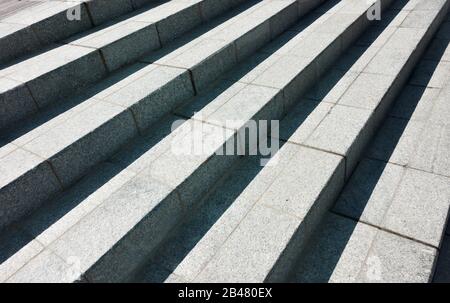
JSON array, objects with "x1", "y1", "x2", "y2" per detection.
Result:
[
  {"x1": 66, "y1": 0, "x2": 386, "y2": 284},
  {"x1": 132, "y1": 0, "x2": 449, "y2": 283},
  {"x1": 1, "y1": 0, "x2": 447, "y2": 284},
  {"x1": 0, "y1": 0, "x2": 164, "y2": 64},
  {"x1": 292, "y1": 212, "x2": 438, "y2": 282},
  {"x1": 0, "y1": 0, "x2": 253, "y2": 132},
  {"x1": 0, "y1": 0, "x2": 322, "y2": 281},
  {"x1": 292, "y1": 38, "x2": 450, "y2": 282},
  {"x1": 0, "y1": 0, "x2": 357, "y2": 282},
  {"x1": 0, "y1": 0, "x2": 303, "y2": 231},
  {"x1": 0, "y1": 0, "x2": 304, "y2": 233}
]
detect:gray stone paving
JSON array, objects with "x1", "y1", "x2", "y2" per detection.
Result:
[
  {"x1": 292, "y1": 213, "x2": 436, "y2": 283},
  {"x1": 296, "y1": 8, "x2": 450, "y2": 281},
  {"x1": 0, "y1": 0, "x2": 449, "y2": 283},
  {"x1": 0, "y1": 0, "x2": 294, "y2": 231}
]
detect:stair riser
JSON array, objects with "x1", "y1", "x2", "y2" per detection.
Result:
[
  {"x1": 27, "y1": 51, "x2": 108, "y2": 109},
  {"x1": 86, "y1": 151, "x2": 241, "y2": 282},
  {"x1": 86, "y1": 0, "x2": 134, "y2": 26},
  {"x1": 346, "y1": 1, "x2": 450, "y2": 177},
  {"x1": 0, "y1": 0, "x2": 249, "y2": 132},
  {"x1": 153, "y1": 1, "x2": 301, "y2": 93},
  {"x1": 215, "y1": 0, "x2": 389, "y2": 281},
  {"x1": 1, "y1": 0, "x2": 448, "y2": 284},
  {"x1": 266, "y1": 154, "x2": 345, "y2": 282},
  {"x1": 272, "y1": 0, "x2": 450, "y2": 282},
  {"x1": 0, "y1": 161, "x2": 62, "y2": 231},
  {"x1": 156, "y1": 3, "x2": 204, "y2": 46},
  {"x1": 185, "y1": 0, "x2": 449, "y2": 283},
  {"x1": 0, "y1": 3, "x2": 91, "y2": 65},
  {"x1": 0, "y1": 0, "x2": 317, "y2": 239},
  {"x1": 0, "y1": 82, "x2": 37, "y2": 131},
  {"x1": 0, "y1": 0, "x2": 163, "y2": 64},
  {"x1": 283, "y1": 9, "x2": 381, "y2": 112},
  {"x1": 84, "y1": 86, "x2": 290, "y2": 282},
  {"x1": 98, "y1": 24, "x2": 162, "y2": 73},
  {"x1": 95, "y1": 0, "x2": 388, "y2": 283}
]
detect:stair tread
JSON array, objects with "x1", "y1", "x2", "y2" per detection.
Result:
[
  {"x1": 124, "y1": 0, "x2": 384, "y2": 281},
  {"x1": 136, "y1": 0, "x2": 448, "y2": 283},
  {"x1": 1, "y1": 0, "x2": 449, "y2": 283},
  {"x1": 0, "y1": 0, "x2": 252, "y2": 131},
  {"x1": 0, "y1": 0, "x2": 299, "y2": 233},
  {"x1": 291, "y1": 212, "x2": 436, "y2": 283},
  {"x1": 0, "y1": 0, "x2": 163, "y2": 60},
  {"x1": 0, "y1": 0, "x2": 329, "y2": 282},
  {"x1": 294, "y1": 8, "x2": 450, "y2": 283}
]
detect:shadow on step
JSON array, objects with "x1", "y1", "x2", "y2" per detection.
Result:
[
  {"x1": 135, "y1": 151, "x2": 281, "y2": 282},
  {"x1": 0, "y1": 0, "x2": 333, "y2": 280},
  {"x1": 0, "y1": 0, "x2": 169, "y2": 71},
  {"x1": 1, "y1": 0, "x2": 427, "y2": 282},
  {"x1": 131, "y1": 1, "x2": 426, "y2": 283},
  {"x1": 0, "y1": 0, "x2": 40, "y2": 20},
  {"x1": 0, "y1": 0, "x2": 257, "y2": 146},
  {"x1": 291, "y1": 15, "x2": 450, "y2": 283}
]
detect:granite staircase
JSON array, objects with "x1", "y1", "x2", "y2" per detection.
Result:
[{"x1": 0, "y1": 0, "x2": 449, "y2": 282}]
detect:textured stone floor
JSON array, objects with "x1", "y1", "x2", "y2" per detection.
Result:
[
  {"x1": 292, "y1": 42, "x2": 450, "y2": 282},
  {"x1": 0, "y1": 0, "x2": 449, "y2": 283},
  {"x1": 0, "y1": 0, "x2": 41, "y2": 20}
]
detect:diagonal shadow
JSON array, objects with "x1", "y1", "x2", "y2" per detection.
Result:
[
  {"x1": 0, "y1": 0, "x2": 260, "y2": 142},
  {"x1": 131, "y1": 0, "x2": 428, "y2": 283},
  {"x1": 4, "y1": 0, "x2": 439, "y2": 283},
  {"x1": 0, "y1": 0, "x2": 170, "y2": 69},
  {"x1": 0, "y1": 0, "x2": 262, "y2": 269},
  {"x1": 290, "y1": 10, "x2": 450, "y2": 283},
  {"x1": 0, "y1": 0, "x2": 332, "y2": 277}
]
